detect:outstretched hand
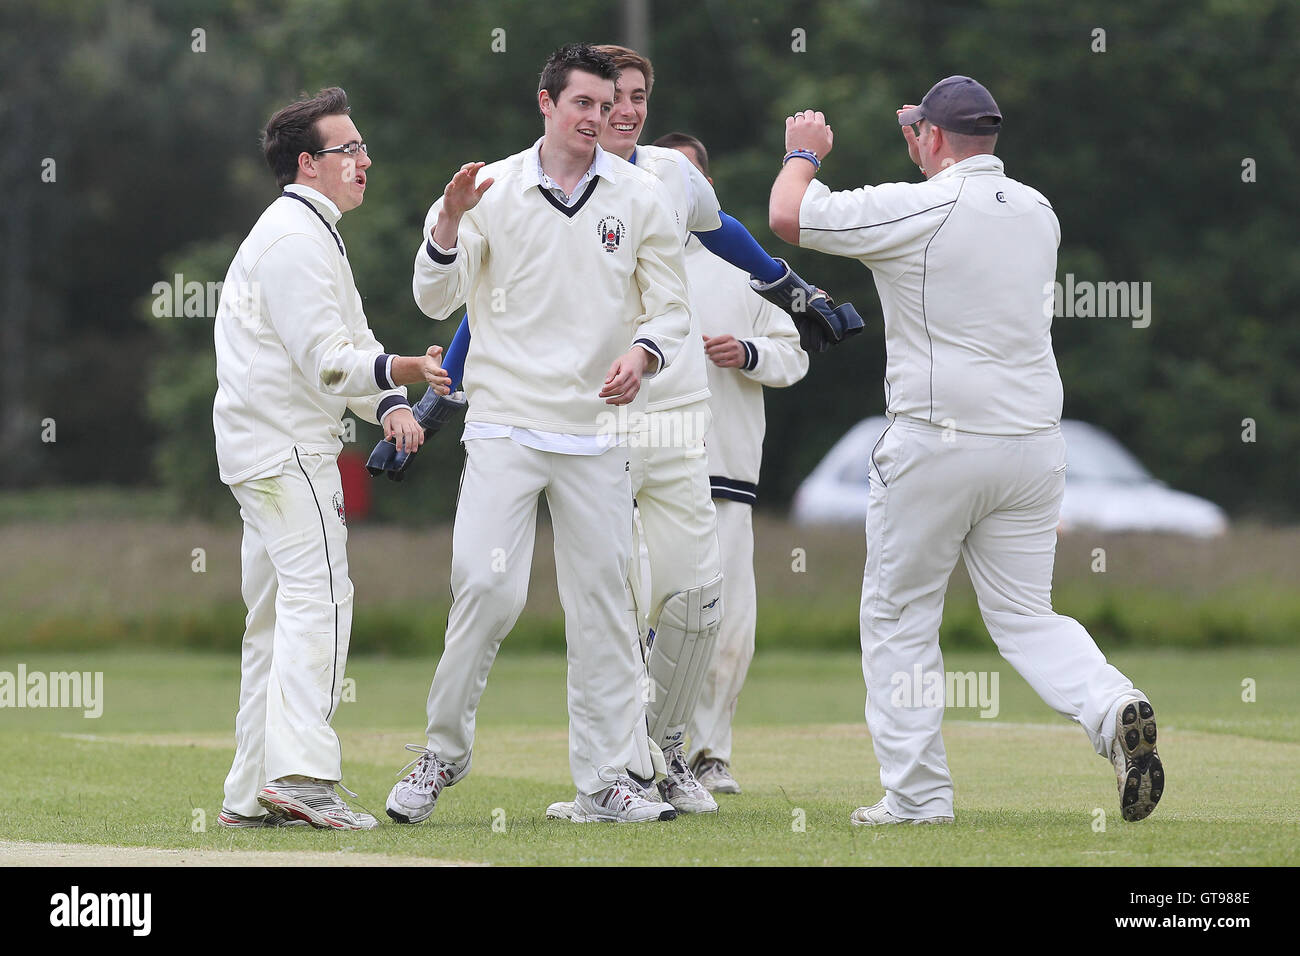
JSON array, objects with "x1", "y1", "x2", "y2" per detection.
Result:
[
  {"x1": 431, "y1": 162, "x2": 494, "y2": 250},
  {"x1": 421, "y1": 345, "x2": 452, "y2": 396},
  {"x1": 442, "y1": 162, "x2": 494, "y2": 218}
]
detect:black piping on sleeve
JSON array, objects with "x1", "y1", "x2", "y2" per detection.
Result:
[
  {"x1": 376, "y1": 394, "x2": 411, "y2": 420},
  {"x1": 633, "y1": 337, "x2": 666, "y2": 372},
  {"x1": 425, "y1": 239, "x2": 457, "y2": 264}
]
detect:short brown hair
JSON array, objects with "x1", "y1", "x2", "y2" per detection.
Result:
[
  {"x1": 652, "y1": 132, "x2": 709, "y2": 177},
  {"x1": 537, "y1": 44, "x2": 618, "y2": 104},
  {"x1": 594, "y1": 44, "x2": 654, "y2": 96},
  {"x1": 262, "y1": 87, "x2": 350, "y2": 189}
]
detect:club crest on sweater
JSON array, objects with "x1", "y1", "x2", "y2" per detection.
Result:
[{"x1": 597, "y1": 215, "x2": 626, "y2": 253}]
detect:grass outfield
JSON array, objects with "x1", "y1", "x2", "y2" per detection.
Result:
[{"x1": 1, "y1": 647, "x2": 1297, "y2": 866}]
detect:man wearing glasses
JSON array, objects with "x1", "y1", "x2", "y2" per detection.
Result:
[
  {"x1": 768, "y1": 76, "x2": 1163, "y2": 826},
  {"x1": 213, "y1": 87, "x2": 450, "y2": 830}
]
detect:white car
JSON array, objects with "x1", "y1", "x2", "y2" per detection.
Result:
[{"x1": 790, "y1": 417, "x2": 1228, "y2": 536}]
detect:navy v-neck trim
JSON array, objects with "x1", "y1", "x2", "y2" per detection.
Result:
[
  {"x1": 282, "y1": 190, "x2": 346, "y2": 257},
  {"x1": 536, "y1": 177, "x2": 599, "y2": 219}
]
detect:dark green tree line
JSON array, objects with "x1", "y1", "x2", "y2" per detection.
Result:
[{"x1": 4, "y1": 0, "x2": 1295, "y2": 521}]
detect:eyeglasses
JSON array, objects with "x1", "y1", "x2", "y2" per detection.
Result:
[
  {"x1": 314, "y1": 142, "x2": 368, "y2": 157},
  {"x1": 910, "y1": 122, "x2": 924, "y2": 139}
]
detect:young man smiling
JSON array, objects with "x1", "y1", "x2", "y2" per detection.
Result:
[
  {"x1": 546, "y1": 44, "x2": 827, "y2": 818},
  {"x1": 386, "y1": 44, "x2": 860, "y2": 820},
  {"x1": 386, "y1": 44, "x2": 690, "y2": 826}
]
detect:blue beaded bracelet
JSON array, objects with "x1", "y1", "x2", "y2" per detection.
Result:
[{"x1": 783, "y1": 148, "x2": 821, "y2": 170}]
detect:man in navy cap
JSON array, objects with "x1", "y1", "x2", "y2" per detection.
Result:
[{"x1": 768, "y1": 77, "x2": 1164, "y2": 826}]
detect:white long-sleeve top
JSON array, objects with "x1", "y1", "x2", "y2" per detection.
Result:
[
  {"x1": 412, "y1": 141, "x2": 690, "y2": 436},
  {"x1": 213, "y1": 184, "x2": 409, "y2": 484},
  {"x1": 630, "y1": 144, "x2": 722, "y2": 413},
  {"x1": 687, "y1": 237, "x2": 808, "y2": 504},
  {"x1": 799, "y1": 154, "x2": 1063, "y2": 436}
]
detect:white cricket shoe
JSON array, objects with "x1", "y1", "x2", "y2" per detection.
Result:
[
  {"x1": 257, "y1": 779, "x2": 379, "y2": 830},
  {"x1": 1111, "y1": 697, "x2": 1164, "y2": 822},
  {"x1": 569, "y1": 776, "x2": 678, "y2": 823},
  {"x1": 691, "y1": 755, "x2": 742, "y2": 794},
  {"x1": 658, "y1": 745, "x2": 718, "y2": 813},
  {"x1": 545, "y1": 799, "x2": 577, "y2": 820},
  {"x1": 386, "y1": 744, "x2": 459, "y2": 824},
  {"x1": 218, "y1": 807, "x2": 309, "y2": 829},
  {"x1": 546, "y1": 771, "x2": 662, "y2": 820},
  {"x1": 849, "y1": 799, "x2": 954, "y2": 826}
]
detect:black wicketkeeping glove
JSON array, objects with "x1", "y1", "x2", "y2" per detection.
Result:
[
  {"x1": 365, "y1": 388, "x2": 468, "y2": 482},
  {"x1": 750, "y1": 258, "x2": 865, "y2": 353}
]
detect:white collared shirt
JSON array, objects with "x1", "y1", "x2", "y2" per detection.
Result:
[
  {"x1": 534, "y1": 139, "x2": 601, "y2": 206},
  {"x1": 799, "y1": 154, "x2": 1064, "y2": 436}
]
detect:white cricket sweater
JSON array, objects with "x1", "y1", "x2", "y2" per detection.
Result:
[
  {"x1": 412, "y1": 142, "x2": 690, "y2": 435},
  {"x1": 686, "y1": 237, "x2": 808, "y2": 504},
  {"x1": 213, "y1": 185, "x2": 409, "y2": 485},
  {"x1": 799, "y1": 154, "x2": 1064, "y2": 436},
  {"x1": 631, "y1": 144, "x2": 722, "y2": 413}
]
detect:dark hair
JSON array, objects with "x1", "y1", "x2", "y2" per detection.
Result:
[
  {"x1": 262, "y1": 87, "x2": 351, "y2": 189},
  {"x1": 537, "y1": 43, "x2": 618, "y2": 104},
  {"x1": 652, "y1": 132, "x2": 709, "y2": 177},
  {"x1": 593, "y1": 44, "x2": 654, "y2": 96}
]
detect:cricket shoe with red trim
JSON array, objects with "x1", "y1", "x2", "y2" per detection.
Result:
[
  {"x1": 386, "y1": 744, "x2": 461, "y2": 824},
  {"x1": 568, "y1": 774, "x2": 677, "y2": 823},
  {"x1": 257, "y1": 778, "x2": 379, "y2": 830},
  {"x1": 546, "y1": 769, "x2": 662, "y2": 820}
]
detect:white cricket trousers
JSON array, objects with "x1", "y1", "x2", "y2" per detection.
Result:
[
  {"x1": 627, "y1": 400, "x2": 724, "y2": 750},
  {"x1": 424, "y1": 437, "x2": 653, "y2": 795},
  {"x1": 688, "y1": 498, "x2": 755, "y2": 764},
  {"x1": 223, "y1": 449, "x2": 353, "y2": 816},
  {"x1": 628, "y1": 401, "x2": 723, "y2": 618},
  {"x1": 862, "y1": 418, "x2": 1145, "y2": 819}
]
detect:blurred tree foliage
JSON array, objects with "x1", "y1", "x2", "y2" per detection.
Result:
[{"x1": 4, "y1": 0, "x2": 1297, "y2": 521}]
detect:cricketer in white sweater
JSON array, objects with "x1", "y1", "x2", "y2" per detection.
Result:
[
  {"x1": 412, "y1": 140, "x2": 690, "y2": 434},
  {"x1": 628, "y1": 143, "x2": 722, "y2": 413},
  {"x1": 214, "y1": 183, "x2": 411, "y2": 485},
  {"x1": 398, "y1": 135, "x2": 693, "y2": 804}
]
